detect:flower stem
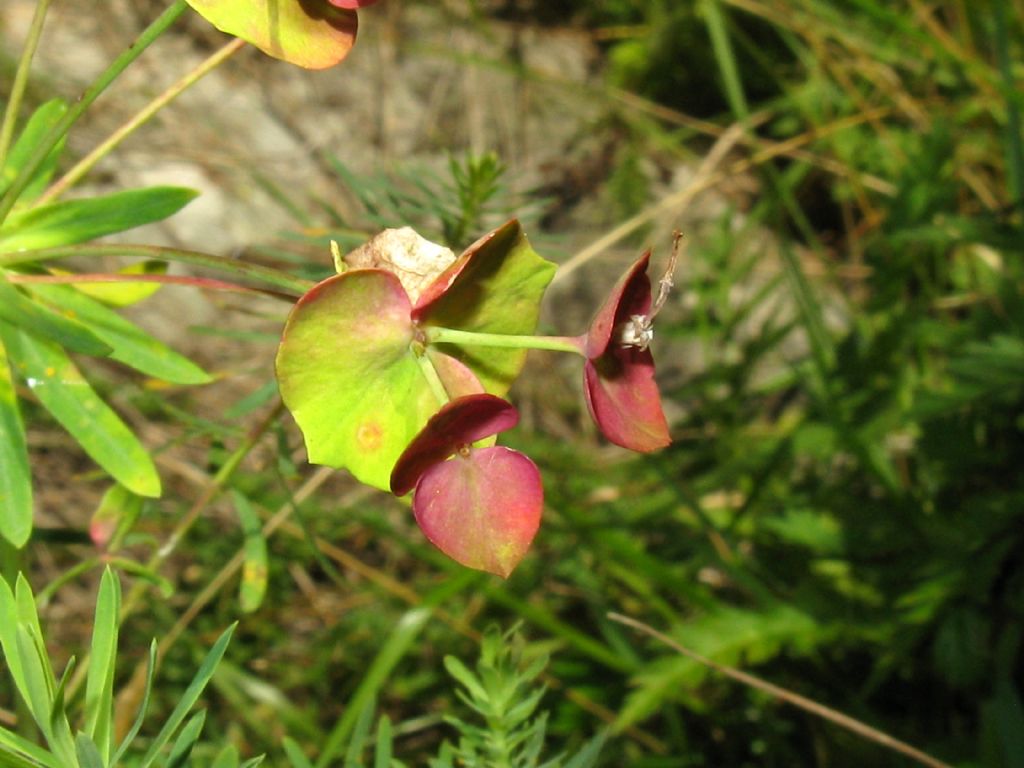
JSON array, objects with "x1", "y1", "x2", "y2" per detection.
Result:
[
  {"x1": 38, "y1": 36, "x2": 247, "y2": 204},
  {"x1": 416, "y1": 351, "x2": 451, "y2": 406},
  {"x1": 0, "y1": 0, "x2": 189, "y2": 225},
  {"x1": 0, "y1": 0, "x2": 54, "y2": 170},
  {"x1": 425, "y1": 326, "x2": 586, "y2": 356}
]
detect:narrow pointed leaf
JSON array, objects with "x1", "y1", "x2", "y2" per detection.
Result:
[
  {"x1": 0, "y1": 187, "x2": 198, "y2": 253},
  {"x1": 414, "y1": 220, "x2": 557, "y2": 395},
  {"x1": 84, "y1": 568, "x2": 120, "y2": 762},
  {"x1": 428, "y1": 348, "x2": 487, "y2": 400},
  {"x1": 211, "y1": 744, "x2": 241, "y2": 768},
  {"x1": 413, "y1": 446, "x2": 543, "y2": 578},
  {"x1": 282, "y1": 738, "x2": 314, "y2": 768},
  {"x1": 75, "y1": 734, "x2": 104, "y2": 768},
  {"x1": 13, "y1": 575, "x2": 45, "y2": 655},
  {"x1": 0, "y1": 281, "x2": 112, "y2": 357},
  {"x1": 0, "y1": 725, "x2": 62, "y2": 767},
  {"x1": 112, "y1": 641, "x2": 157, "y2": 765},
  {"x1": 0, "y1": 326, "x2": 161, "y2": 497},
  {"x1": 0, "y1": 578, "x2": 32, "y2": 707},
  {"x1": 373, "y1": 715, "x2": 393, "y2": 768},
  {"x1": 165, "y1": 710, "x2": 207, "y2": 768},
  {"x1": 342, "y1": 701, "x2": 374, "y2": 768},
  {"x1": 2, "y1": 99, "x2": 68, "y2": 204},
  {"x1": 138, "y1": 625, "x2": 235, "y2": 768},
  {"x1": 232, "y1": 491, "x2": 269, "y2": 613},
  {"x1": 15, "y1": 627, "x2": 60, "y2": 750},
  {"x1": 562, "y1": 732, "x2": 608, "y2": 768},
  {"x1": 185, "y1": 0, "x2": 359, "y2": 69},
  {"x1": 0, "y1": 340, "x2": 32, "y2": 546},
  {"x1": 27, "y1": 283, "x2": 210, "y2": 384}
]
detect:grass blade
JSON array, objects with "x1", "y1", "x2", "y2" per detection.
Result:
[
  {"x1": 74, "y1": 733, "x2": 104, "y2": 768},
  {"x1": 137, "y1": 624, "x2": 235, "y2": 768},
  {"x1": 231, "y1": 492, "x2": 268, "y2": 614},
  {"x1": 112, "y1": 640, "x2": 157, "y2": 765},
  {"x1": 282, "y1": 738, "x2": 314, "y2": 768},
  {"x1": 84, "y1": 568, "x2": 120, "y2": 762},
  {"x1": 164, "y1": 710, "x2": 206, "y2": 768},
  {"x1": 373, "y1": 716, "x2": 393, "y2": 768},
  {"x1": 342, "y1": 701, "x2": 375, "y2": 768},
  {"x1": 0, "y1": 340, "x2": 31, "y2": 547}
]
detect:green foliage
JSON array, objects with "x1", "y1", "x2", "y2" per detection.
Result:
[
  {"x1": 0, "y1": 100, "x2": 210, "y2": 546},
  {"x1": 4, "y1": 0, "x2": 1024, "y2": 766},
  {"x1": 284, "y1": 627, "x2": 604, "y2": 768},
  {"x1": 432, "y1": 627, "x2": 605, "y2": 768},
  {"x1": 0, "y1": 569, "x2": 245, "y2": 767}
]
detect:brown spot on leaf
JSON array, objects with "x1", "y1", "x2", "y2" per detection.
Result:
[{"x1": 356, "y1": 420, "x2": 383, "y2": 451}]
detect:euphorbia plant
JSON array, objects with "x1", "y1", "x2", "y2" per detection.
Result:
[{"x1": 276, "y1": 221, "x2": 676, "y2": 576}]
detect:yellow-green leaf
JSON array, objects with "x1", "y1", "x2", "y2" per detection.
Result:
[
  {"x1": 185, "y1": 0, "x2": 358, "y2": 70},
  {"x1": 232, "y1": 491, "x2": 268, "y2": 614}
]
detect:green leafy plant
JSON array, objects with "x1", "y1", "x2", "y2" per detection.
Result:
[
  {"x1": 282, "y1": 627, "x2": 605, "y2": 768},
  {"x1": 0, "y1": 568, "x2": 245, "y2": 767},
  {"x1": 432, "y1": 627, "x2": 605, "y2": 768},
  {"x1": 0, "y1": 99, "x2": 211, "y2": 547}
]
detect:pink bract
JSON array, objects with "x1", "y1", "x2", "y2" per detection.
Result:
[
  {"x1": 583, "y1": 251, "x2": 671, "y2": 453},
  {"x1": 390, "y1": 394, "x2": 542, "y2": 578},
  {"x1": 390, "y1": 394, "x2": 519, "y2": 496},
  {"x1": 414, "y1": 446, "x2": 542, "y2": 579},
  {"x1": 328, "y1": 0, "x2": 379, "y2": 6}
]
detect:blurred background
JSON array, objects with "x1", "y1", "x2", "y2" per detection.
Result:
[{"x1": 1, "y1": 0, "x2": 1023, "y2": 765}]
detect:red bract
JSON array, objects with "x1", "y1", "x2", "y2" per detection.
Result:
[
  {"x1": 391, "y1": 395, "x2": 543, "y2": 578},
  {"x1": 583, "y1": 251, "x2": 671, "y2": 452},
  {"x1": 328, "y1": 0, "x2": 379, "y2": 6}
]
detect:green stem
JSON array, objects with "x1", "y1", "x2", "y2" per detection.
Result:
[
  {"x1": 416, "y1": 351, "x2": 451, "y2": 406},
  {"x1": 0, "y1": 0, "x2": 189, "y2": 225},
  {"x1": 0, "y1": 243, "x2": 314, "y2": 295},
  {"x1": 38, "y1": 37, "x2": 247, "y2": 204},
  {"x1": 0, "y1": 0, "x2": 54, "y2": 169},
  {"x1": 425, "y1": 326, "x2": 586, "y2": 356}
]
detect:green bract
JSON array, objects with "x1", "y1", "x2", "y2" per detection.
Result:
[
  {"x1": 413, "y1": 221, "x2": 558, "y2": 395},
  {"x1": 276, "y1": 220, "x2": 555, "y2": 491},
  {"x1": 185, "y1": 0, "x2": 359, "y2": 70}
]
